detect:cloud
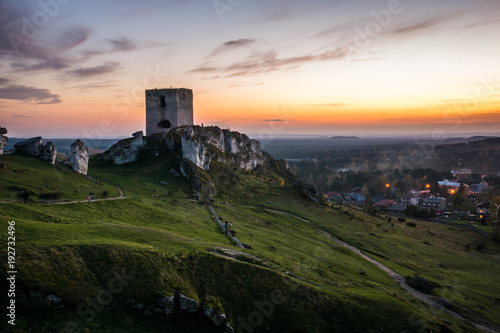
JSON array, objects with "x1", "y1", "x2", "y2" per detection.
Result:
[
  {"x1": 313, "y1": 12, "x2": 458, "y2": 49},
  {"x1": 0, "y1": 0, "x2": 91, "y2": 74},
  {"x1": 10, "y1": 58, "x2": 71, "y2": 72},
  {"x1": 106, "y1": 37, "x2": 136, "y2": 51},
  {"x1": 68, "y1": 62, "x2": 121, "y2": 79},
  {"x1": 387, "y1": 16, "x2": 446, "y2": 36},
  {"x1": 0, "y1": 78, "x2": 11, "y2": 86},
  {"x1": 247, "y1": 1, "x2": 340, "y2": 24},
  {"x1": 65, "y1": 80, "x2": 117, "y2": 93},
  {"x1": 208, "y1": 39, "x2": 256, "y2": 57},
  {"x1": 263, "y1": 119, "x2": 285, "y2": 122},
  {"x1": 82, "y1": 36, "x2": 165, "y2": 61},
  {"x1": 0, "y1": 85, "x2": 62, "y2": 104},
  {"x1": 192, "y1": 46, "x2": 348, "y2": 77},
  {"x1": 115, "y1": 0, "x2": 190, "y2": 17}
]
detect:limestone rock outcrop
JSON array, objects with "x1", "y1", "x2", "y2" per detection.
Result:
[
  {"x1": 70, "y1": 139, "x2": 89, "y2": 175},
  {"x1": 173, "y1": 126, "x2": 265, "y2": 171},
  {"x1": 100, "y1": 131, "x2": 146, "y2": 165},
  {"x1": 0, "y1": 126, "x2": 8, "y2": 155},
  {"x1": 12, "y1": 136, "x2": 57, "y2": 164},
  {"x1": 293, "y1": 180, "x2": 319, "y2": 203},
  {"x1": 100, "y1": 125, "x2": 294, "y2": 199},
  {"x1": 14, "y1": 137, "x2": 44, "y2": 157},
  {"x1": 39, "y1": 142, "x2": 57, "y2": 164}
]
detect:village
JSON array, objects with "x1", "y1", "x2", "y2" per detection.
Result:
[{"x1": 325, "y1": 167, "x2": 498, "y2": 225}]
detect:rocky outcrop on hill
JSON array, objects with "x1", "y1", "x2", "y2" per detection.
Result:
[
  {"x1": 12, "y1": 137, "x2": 57, "y2": 164},
  {"x1": 293, "y1": 180, "x2": 319, "y2": 203},
  {"x1": 70, "y1": 140, "x2": 89, "y2": 175},
  {"x1": 100, "y1": 131, "x2": 146, "y2": 165},
  {"x1": 14, "y1": 137, "x2": 44, "y2": 156},
  {"x1": 0, "y1": 126, "x2": 8, "y2": 155},
  {"x1": 128, "y1": 294, "x2": 233, "y2": 332},
  {"x1": 39, "y1": 142, "x2": 57, "y2": 164},
  {"x1": 101, "y1": 125, "x2": 294, "y2": 199},
  {"x1": 174, "y1": 126, "x2": 265, "y2": 171}
]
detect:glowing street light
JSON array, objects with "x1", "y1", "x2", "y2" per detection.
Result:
[
  {"x1": 450, "y1": 189, "x2": 455, "y2": 194},
  {"x1": 385, "y1": 183, "x2": 390, "y2": 188},
  {"x1": 426, "y1": 184, "x2": 431, "y2": 189}
]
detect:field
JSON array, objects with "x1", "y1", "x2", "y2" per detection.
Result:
[{"x1": 1, "y1": 155, "x2": 499, "y2": 332}]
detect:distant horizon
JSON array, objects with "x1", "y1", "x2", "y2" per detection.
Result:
[{"x1": 3, "y1": 130, "x2": 499, "y2": 141}]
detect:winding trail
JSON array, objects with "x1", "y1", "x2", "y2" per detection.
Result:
[
  {"x1": 0, "y1": 185, "x2": 128, "y2": 205},
  {"x1": 50, "y1": 185, "x2": 127, "y2": 205},
  {"x1": 262, "y1": 206, "x2": 500, "y2": 333}
]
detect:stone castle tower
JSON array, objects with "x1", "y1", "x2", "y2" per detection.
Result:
[{"x1": 145, "y1": 88, "x2": 193, "y2": 136}]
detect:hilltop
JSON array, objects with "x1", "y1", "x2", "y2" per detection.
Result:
[{"x1": 1, "y1": 128, "x2": 500, "y2": 332}]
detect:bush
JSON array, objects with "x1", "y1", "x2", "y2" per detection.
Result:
[
  {"x1": 493, "y1": 222, "x2": 500, "y2": 243},
  {"x1": 39, "y1": 192, "x2": 62, "y2": 201},
  {"x1": 406, "y1": 222, "x2": 417, "y2": 228},
  {"x1": 398, "y1": 217, "x2": 406, "y2": 222}
]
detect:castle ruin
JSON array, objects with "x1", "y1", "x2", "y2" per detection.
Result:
[{"x1": 145, "y1": 88, "x2": 193, "y2": 136}]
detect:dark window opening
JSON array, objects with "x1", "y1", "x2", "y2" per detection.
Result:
[
  {"x1": 157, "y1": 120, "x2": 171, "y2": 129},
  {"x1": 160, "y1": 96, "x2": 166, "y2": 107}
]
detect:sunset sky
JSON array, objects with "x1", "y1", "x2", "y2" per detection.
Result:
[{"x1": 1, "y1": 0, "x2": 499, "y2": 139}]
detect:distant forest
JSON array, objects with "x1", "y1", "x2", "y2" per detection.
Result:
[{"x1": 288, "y1": 137, "x2": 500, "y2": 196}]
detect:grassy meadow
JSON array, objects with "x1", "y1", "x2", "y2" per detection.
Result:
[{"x1": 0, "y1": 154, "x2": 499, "y2": 332}]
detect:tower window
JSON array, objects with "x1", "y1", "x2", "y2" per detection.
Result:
[
  {"x1": 157, "y1": 120, "x2": 171, "y2": 128},
  {"x1": 160, "y1": 96, "x2": 166, "y2": 107}
]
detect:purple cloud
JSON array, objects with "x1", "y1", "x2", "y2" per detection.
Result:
[{"x1": 0, "y1": 84, "x2": 62, "y2": 104}]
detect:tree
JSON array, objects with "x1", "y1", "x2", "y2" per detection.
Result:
[
  {"x1": 482, "y1": 162, "x2": 489, "y2": 175},
  {"x1": 364, "y1": 191, "x2": 372, "y2": 209}
]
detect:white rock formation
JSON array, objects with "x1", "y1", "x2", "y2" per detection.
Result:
[
  {"x1": 12, "y1": 136, "x2": 57, "y2": 164},
  {"x1": 178, "y1": 126, "x2": 264, "y2": 171},
  {"x1": 70, "y1": 139, "x2": 89, "y2": 175},
  {"x1": 0, "y1": 126, "x2": 8, "y2": 155},
  {"x1": 39, "y1": 142, "x2": 57, "y2": 164},
  {"x1": 101, "y1": 131, "x2": 146, "y2": 165}
]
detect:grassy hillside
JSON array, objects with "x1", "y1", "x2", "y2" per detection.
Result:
[{"x1": 1, "y1": 154, "x2": 499, "y2": 332}]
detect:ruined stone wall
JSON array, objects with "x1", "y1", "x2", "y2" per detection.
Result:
[
  {"x1": 145, "y1": 88, "x2": 193, "y2": 136},
  {"x1": 176, "y1": 89, "x2": 193, "y2": 127}
]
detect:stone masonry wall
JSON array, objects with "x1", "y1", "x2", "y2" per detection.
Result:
[{"x1": 145, "y1": 88, "x2": 193, "y2": 136}]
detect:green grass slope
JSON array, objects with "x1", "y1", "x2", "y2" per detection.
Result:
[{"x1": 0, "y1": 154, "x2": 498, "y2": 332}]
